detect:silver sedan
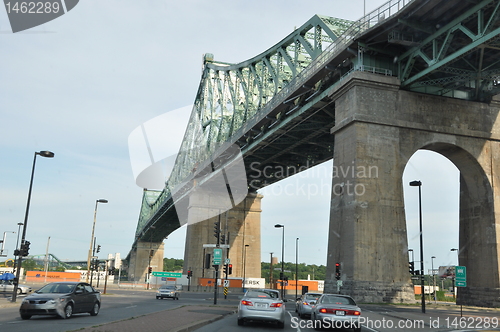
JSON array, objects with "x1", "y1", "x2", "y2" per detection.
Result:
[
  {"x1": 311, "y1": 294, "x2": 361, "y2": 332},
  {"x1": 0, "y1": 280, "x2": 32, "y2": 295},
  {"x1": 296, "y1": 292, "x2": 322, "y2": 318},
  {"x1": 237, "y1": 288, "x2": 285, "y2": 328}
]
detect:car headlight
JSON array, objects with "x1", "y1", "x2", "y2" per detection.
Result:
[
  {"x1": 22, "y1": 299, "x2": 29, "y2": 304},
  {"x1": 49, "y1": 298, "x2": 66, "y2": 304}
]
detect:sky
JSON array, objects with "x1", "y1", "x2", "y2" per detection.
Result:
[{"x1": 0, "y1": 0, "x2": 460, "y2": 271}]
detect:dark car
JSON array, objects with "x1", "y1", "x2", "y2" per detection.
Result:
[{"x1": 19, "y1": 282, "x2": 101, "y2": 320}]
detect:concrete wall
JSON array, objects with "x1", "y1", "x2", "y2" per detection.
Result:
[
  {"x1": 128, "y1": 241, "x2": 164, "y2": 282},
  {"x1": 326, "y1": 71, "x2": 500, "y2": 306},
  {"x1": 183, "y1": 193, "x2": 262, "y2": 286}
]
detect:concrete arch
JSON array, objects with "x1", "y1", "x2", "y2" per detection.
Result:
[{"x1": 325, "y1": 71, "x2": 500, "y2": 307}]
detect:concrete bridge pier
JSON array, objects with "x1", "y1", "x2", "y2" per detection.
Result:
[
  {"x1": 325, "y1": 71, "x2": 500, "y2": 306},
  {"x1": 128, "y1": 241, "x2": 164, "y2": 283},
  {"x1": 183, "y1": 193, "x2": 262, "y2": 287}
]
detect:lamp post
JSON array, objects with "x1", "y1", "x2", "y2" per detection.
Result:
[
  {"x1": 243, "y1": 244, "x2": 249, "y2": 292},
  {"x1": 274, "y1": 224, "x2": 285, "y2": 299},
  {"x1": 409, "y1": 180, "x2": 425, "y2": 313},
  {"x1": 12, "y1": 150, "x2": 54, "y2": 302},
  {"x1": 295, "y1": 237, "x2": 299, "y2": 300},
  {"x1": 431, "y1": 256, "x2": 436, "y2": 303},
  {"x1": 86, "y1": 199, "x2": 108, "y2": 283},
  {"x1": 451, "y1": 248, "x2": 459, "y2": 298},
  {"x1": 1, "y1": 231, "x2": 15, "y2": 257}
]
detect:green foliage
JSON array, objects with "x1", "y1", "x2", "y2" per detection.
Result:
[
  {"x1": 163, "y1": 257, "x2": 184, "y2": 271},
  {"x1": 261, "y1": 262, "x2": 326, "y2": 282}
]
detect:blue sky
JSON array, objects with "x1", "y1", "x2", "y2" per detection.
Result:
[{"x1": 0, "y1": 0, "x2": 459, "y2": 270}]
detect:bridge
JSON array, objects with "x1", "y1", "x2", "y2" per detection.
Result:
[{"x1": 127, "y1": 0, "x2": 500, "y2": 307}]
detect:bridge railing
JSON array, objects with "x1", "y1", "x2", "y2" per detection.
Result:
[{"x1": 136, "y1": 0, "x2": 414, "y2": 233}]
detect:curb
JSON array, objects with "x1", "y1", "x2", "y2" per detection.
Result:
[{"x1": 172, "y1": 308, "x2": 237, "y2": 332}]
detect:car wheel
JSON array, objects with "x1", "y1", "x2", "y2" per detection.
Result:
[
  {"x1": 353, "y1": 325, "x2": 361, "y2": 332},
  {"x1": 156, "y1": 296, "x2": 160, "y2": 299},
  {"x1": 237, "y1": 318, "x2": 244, "y2": 326},
  {"x1": 17, "y1": 288, "x2": 22, "y2": 295},
  {"x1": 277, "y1": 321, "x2": 285, "y2": 329},
  {"x1": 20, "y1": 313, "x2": 31, "y2": 320},
  {"x1": 89, "y1": 302, "x2": 100, "y2": 316},
  {"x1": 62, "y1": 303, "x2": 73, "y2": 319}
]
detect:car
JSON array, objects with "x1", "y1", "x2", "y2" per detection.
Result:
[
  {"x1": 0, "y1": 280, "x2": 32, "y2": 295},
  {"x1": 311, "y1": 294, "x2": 361, "y2": 332},
  {"x1": 237, "y1": 288, "x2": 285, "y2": 329},
  {"x1": 19, "y1": 282, "x2": 101, "y2": 320},
  {"x1": 156, "y1": 285, "x2": 179, "y2": 300},
  {"x1": 295, "y1": 292, "x2": 322, "y2": 318}
]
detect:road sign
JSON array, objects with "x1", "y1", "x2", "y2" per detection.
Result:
[
  {"x1": 213, "y1": 248, "x2": 222, "y2": 265},
  {"x1": 152, "y1": 272, "x2": 182, "y2": 278},
  {"x1": 225, "y1": 258, "x2": 230, "y2": 265},
  {"x1": 455, "y1": 265, "x2": 466, "y2": 287},
  {"x1": 203, "y1": 244, "x2": 230, "y2": 248},
  {"x1": 224, "y1": 279, "x2": 230, "y2": 287}
]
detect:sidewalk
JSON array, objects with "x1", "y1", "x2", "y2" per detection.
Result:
[
  {"x1": 73, "y1": 305, "x2": 237, "y2": 332},
  {"x1": 362, "y1": 302, "x2": 500, "y2": 330}
]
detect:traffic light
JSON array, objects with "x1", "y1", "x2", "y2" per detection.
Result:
[
  {"x1": 220, "y1": 234, "x2": 226, "y2": 245},
  {"x1": 96, "y1": 245, "x2": 101, "y2": 253},
  {"x1": 223, "y1": 264, "x2": 228, "y2": 275},
  {"x1": 335, "y1": 262, "x2": 341, "y2": 280},
  {"x1": 213, "y1": 221, "x2": 220, "y2": 240},
  {"x1": 409, "y1": 262, "x2": 415, "y2": 275},
  {"x1": 148, "y1": 267, "x2": 152, "y2": 274},
  {"x1": 187, "y1": 270, "x2": 193, "y2": 277},
  {"x1": 20, "y1": 241, "x2": 30, "y2": 256},
  {"x1": 228, "y1": 264, "x2": 232, "y2": 275}
]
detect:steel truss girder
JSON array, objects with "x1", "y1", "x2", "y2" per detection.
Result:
[{"x1": 398, "y1": 0, "x2": 500, "y2": 94}]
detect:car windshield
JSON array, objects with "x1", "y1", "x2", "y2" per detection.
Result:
[
  {"x1": 160, "y1": 286, "x2": 175, "y2": 290},
  {"x1": 246, "y1": 290, "x2": 279, "y2": 299},
  {"x1": 305, "y1": 294, "x2": 321, "y2": 300},
  {"x1": 322, "y1": 295, "x2": 356, "y2": 305},
  {"x1": 37, "y1": 283, "x2": 75, "y2": 294}
]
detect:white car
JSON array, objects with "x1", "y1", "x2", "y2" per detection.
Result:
[
  {"x1": 237, "y1": 288, "x2": 285, "y2": 328},
  {"x1": 156, "y1": 285, "x2": 179, "y2": 300},
  {"x1": 0, "y1": 280, "x2": 32, "y2": 295}
]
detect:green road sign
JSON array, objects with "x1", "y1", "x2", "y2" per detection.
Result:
[
  {"x1": 455, "y1": 266, "x2": 466, "y2": 287},
  {"x1": 213, "y1": 248, "x2": 222, "y2": 265},
  {"x1": 151, "y1": 272, "x2": 182, "y2": 278}
]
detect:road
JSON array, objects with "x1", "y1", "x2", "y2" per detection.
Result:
[
  {"x1": 1, "y1": 289, "x2": 499, "y2": 332},
  {"x1": 195, "y1": 302, "x2": 500, "y2": 332},
  {"x1": 0, "y1": 288, "x2": 214, "y2": 332}
]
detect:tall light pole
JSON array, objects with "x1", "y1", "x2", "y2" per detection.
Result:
[
  {"x1": 275, "y1": 224, "x2": 285, "y2": 299},
  {"x1": 451, "y1": 248, "x2": 459, "y2": 298},
  {"x1": 431, "y1": 256, "x2": 436, "y2": 303},
  {"x1": 86, "y1": 199, "x2": 108, "y2": 283},
  {"x1": 1, "y1": 231, "x2": 15, "y2": 257},
  {"x1": 12, "y1": 150, "x2": 54, "y2": 302},
  {"x1": 243, "y1": 244, "x2": 249, "y2": 291},
  {"x1": 295, "y1": 237, "x2": 299, "y2": 300},
  {"x1": 409, "y1": 180, "x2": 425, "y2": 313}
]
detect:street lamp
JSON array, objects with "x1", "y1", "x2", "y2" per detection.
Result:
[
  {"x1": 12, "y1": 150, "x2": 54, "y2": 302},
  {"x1": 451, "y1": 248, "x2": 459, "y2": 298},
  {"x1": 431, "y1": 256, "x2": 436, "y2": 303},
  {"x1": 1, "y1": 231, "x2": 15, "y2": 257},
  {"x1": 275, "y1": 224, "x2": 285, "y2": 299},
  {"x1": 243, "y1": 244, "x2": 249, "y2": 292},
  {"x1": 295, "y1": 237, "x2": 299, "y2": 300},
  {"x1": 409, "y1": 180, "x2": 425, "y2": 313},
  {"x1": 86, "y1": 199, "x2": 108, "y2": 283}
]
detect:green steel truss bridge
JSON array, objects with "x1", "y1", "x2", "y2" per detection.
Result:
[{"x1": 130, "y1": 0, "x2": 500, "y2": 254}]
